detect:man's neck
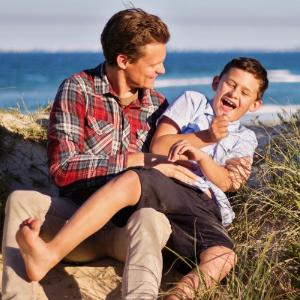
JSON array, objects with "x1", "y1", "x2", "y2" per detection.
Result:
[{"x1": 105, "y1": 63, "x2": 138, "y2": 101}]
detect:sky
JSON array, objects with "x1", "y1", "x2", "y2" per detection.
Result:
[{"x1": 1, "y1": 0, "x2": 300, "y2": 52}]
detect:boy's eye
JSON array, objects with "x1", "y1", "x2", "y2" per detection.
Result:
[
  {"x1": 226, "y1": 81, "x2": 235, "y2": 87},
  {"x1": 242, "y1": 90, "x2": 251, "y2": 97}
]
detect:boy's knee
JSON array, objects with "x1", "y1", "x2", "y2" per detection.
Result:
[
  {"x1": 201, "y1": 246, "x2": 237, "y2": 268},
  {"x1": 127, "y1": 208, "x2": 172, "y2": 247},
  {"x1": 114, "y1": 170, "x2": 140, "y2": 186},
  {"x1": 227, "y1": 249, "x2": 237, "y2": 268}
]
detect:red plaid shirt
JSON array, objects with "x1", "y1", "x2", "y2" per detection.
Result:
[{"x1": 48, "y1": 63, "x2": 167, "y2": 198}]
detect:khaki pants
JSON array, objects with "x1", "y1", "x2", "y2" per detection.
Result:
[{"x1": 2, "y1": 190, "x2": 172, "y2": 299}]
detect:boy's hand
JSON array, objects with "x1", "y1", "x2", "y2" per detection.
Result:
[
  {"x1": 168, "y1": 140, "x2": 205, "y2": 162},
  {"x1": 209, "y1": 115, "x2": 230, "y2": 142},
  {"x1": 225, "y1": 156, "x2": 252, "y2": 191}
]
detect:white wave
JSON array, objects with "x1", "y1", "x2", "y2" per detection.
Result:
[
  {"x1": 249, "y1": 104, "x2": 300, "y2": 114},
  {"x1": 268, "y1": 69, "x2": 300, "y2": 83},
  {"x1": 155, "y1": 69, "x2": 300, "y2": 88},
  {"x1": 242, "y1": 104, "x2": 300, "y2": 124},
  {"x1": 155, "y1": 77, "x2": 211, "y2": 88}
]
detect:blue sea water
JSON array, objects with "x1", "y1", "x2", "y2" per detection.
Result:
[{"x1": 0, "y1": 51, "x2": 300, "y2": 113}]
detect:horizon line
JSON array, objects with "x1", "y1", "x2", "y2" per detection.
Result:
[{"x1": 1, "y1": 48, "x2": 300, "y2": 54}]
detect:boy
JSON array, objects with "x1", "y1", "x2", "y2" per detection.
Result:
[{"x1": 16, "y1": 57, "x2": 268, "y2": 299}]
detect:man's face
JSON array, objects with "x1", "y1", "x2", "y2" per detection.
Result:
[
  {"x1": 211, "y1": 68, "x2": 262, "y2": 122},
  {"x1": 124, "y1": 43, "x2": 167, "y2": 89}
]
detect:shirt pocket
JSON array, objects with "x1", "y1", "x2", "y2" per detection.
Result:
[
  {"x1": 215, "y1": 137, "x2": 238, "y2": 164},
  {"x1": 85, "y1": 116, "x2": 115, "y2": 155}
]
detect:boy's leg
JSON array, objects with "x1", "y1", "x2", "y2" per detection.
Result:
[
  {"x1": 16, "y1": 170, "x2": 142, "y2": 282},
  {"x1": 165, "y1": 246, "x2": 236, "y2": 300}
]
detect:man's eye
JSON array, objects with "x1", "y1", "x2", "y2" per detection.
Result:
[
  {"x1": 227, "y1": 81, "x2": 235, "y2": 87},
  {"x1": 242, "y1": 91, "x2": 250, "y2": 96}
]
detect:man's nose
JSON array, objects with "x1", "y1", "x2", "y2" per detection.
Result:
[{"x1": 157, "y1": 63, "x2": 165, "y2": 75}]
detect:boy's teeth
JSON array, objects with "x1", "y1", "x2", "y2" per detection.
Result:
[{"x1": 223, "y1": 98, "x2": 236, "y2": 108}]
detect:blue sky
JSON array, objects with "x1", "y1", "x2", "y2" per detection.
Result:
[{"x1": 1, "y1": 0, "x2": 300, "y2": 51}]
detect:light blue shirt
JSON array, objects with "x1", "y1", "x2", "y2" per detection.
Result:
[{"x1": 163, "y1": 91, "x2": 258, "y2": 226}]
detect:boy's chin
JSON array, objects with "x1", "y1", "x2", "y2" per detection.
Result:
[{"x1": 222, "y1": 110, "x2": 234, "y2": 121}]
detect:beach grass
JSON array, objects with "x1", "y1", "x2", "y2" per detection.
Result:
[
  {"x1": 0, "y1": 105, "x2": 49, "y2": 240},
  {"x1": 161, "y1": 111, "x2": 300, "y2": 299}
]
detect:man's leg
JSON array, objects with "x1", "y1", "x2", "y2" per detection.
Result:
[
  {"x1": 165, "y1": 246, "x2": 237, "y2": 300},
  {"x1": 2, "y1": 190, "x2": 53, "y2": 300},
  {"x1": 2, "y1": 190, "x2": 112, "y2": 300},
  {"x1": 122, "y1": 208, "x2": 172, "y2": 300}
]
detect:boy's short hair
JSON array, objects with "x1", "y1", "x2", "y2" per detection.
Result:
[
  {"x1": 219, "y1": 57, "x2": 269, "y2": 99},
  {"x1": 101, "y1": 8, "x2": 170, "y2": 66}
]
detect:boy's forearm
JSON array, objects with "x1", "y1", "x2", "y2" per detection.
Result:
[
  {"x1": 150, "y1": 130, "x2": 214, "y2": 155},
  {"x1": 225, "y1": 157, "x2": 252, "y2": 191},
  {"x1": 197, "y1": 154, "x2": 232, "y2": 192}
]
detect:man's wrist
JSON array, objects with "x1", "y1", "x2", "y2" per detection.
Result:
[
  {"x1": 127, "y1": 152, "x2": 167, "y2": 168},
  {"x1": 127, "y1": 152, "x2": 145, "y2": 168}
]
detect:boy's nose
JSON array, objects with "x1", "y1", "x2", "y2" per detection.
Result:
[{"x1": 230, "y1": 87, "x2": 240, "y2": 98}]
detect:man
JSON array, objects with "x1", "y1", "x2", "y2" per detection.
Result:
[{"x1": 2, "y1": 8, "x2": 175, "y2": 300}]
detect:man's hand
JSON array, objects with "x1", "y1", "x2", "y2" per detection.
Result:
[
  {"x1": 225, "y1": 156, "x2": 252, "y2": 191},
  {"x1": 153, "y1": 162, "x2": 199, "y2": 186},
  {"x1": 209, "y1": 115, "x2": 230, "y2": 143}
]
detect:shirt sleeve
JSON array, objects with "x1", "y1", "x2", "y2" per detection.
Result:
[
  {"x1": 47, "y1": 77, "x2": 127, "y2": 188},
  {"x1": 162, "y1": 91, "x2": 207, "y2": 130},
  {"x1": 221, "y1": 128, "x2": 258, "y2": 163}
]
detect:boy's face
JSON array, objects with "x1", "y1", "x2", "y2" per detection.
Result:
[
  {"x1": 121, "y1": 42, "x2": 167, "y2": 89},
  {"x1": 211, "y1": 67, "x2": 262, "y2": 122}
]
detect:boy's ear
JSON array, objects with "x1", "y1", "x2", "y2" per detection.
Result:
[
  {"x1": 249, "y1": 99, "x2": 262, "y2": 112},
  {"x1": 212, "y1": 76, "x2": 220, "y2": 91},
  {"x1": 116, "y1": 54, "x2": 129, "y2": 69}
]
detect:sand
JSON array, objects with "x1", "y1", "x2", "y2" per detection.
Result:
[{"x1": 0, "y1": 254, "x2": 125, "y2": 299}]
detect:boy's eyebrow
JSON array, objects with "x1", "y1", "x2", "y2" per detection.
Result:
[
  {"x1": 242, "y1": 87, "x2": 252, "y2": 94},
  {"x1": 228, "y1": 79, "x2": 256, "y2": 95}
]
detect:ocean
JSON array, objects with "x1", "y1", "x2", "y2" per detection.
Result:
[{"x1": 1, "y1": 51, "x2": 300, "y2": 121}]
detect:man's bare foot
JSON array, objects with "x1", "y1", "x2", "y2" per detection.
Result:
[{"x1": 16, "y1": 217, "x2": 59, "y2": 281}]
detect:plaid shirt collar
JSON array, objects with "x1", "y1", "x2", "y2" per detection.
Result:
[{"x1": 94, "y1": 63, "x2": 152, "y2": 108}]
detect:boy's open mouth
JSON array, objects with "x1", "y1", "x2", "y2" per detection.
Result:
[{"x1": 222, "y1": 98, "x2": 237, "y2": 110}]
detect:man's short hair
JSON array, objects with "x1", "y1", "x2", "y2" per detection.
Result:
[
  {"x1": 101, "y1": 8, "x2": 170, "y2": 66},
  {"x1": 219, "y1": 57, "x2": 269, "y2": 99}
]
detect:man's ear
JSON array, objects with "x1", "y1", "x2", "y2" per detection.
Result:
[
  {"x1": 212, "y1": 76, "x2": 220, "y2": 91},
  {"x1": 249, "y1": 99, "x2": 262, "y2": 112},
  {"x1": 116, "y1": 54, "x2": 129, "y2": 69}
]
